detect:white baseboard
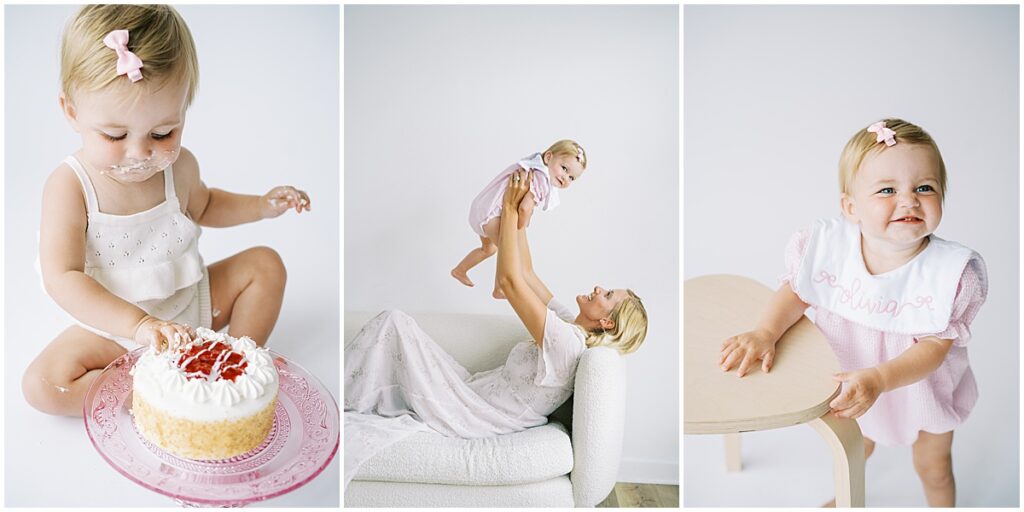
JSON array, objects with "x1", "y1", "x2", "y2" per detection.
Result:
[{"x1": 616, "y1": 458, "x2": 679, "y2": 485}]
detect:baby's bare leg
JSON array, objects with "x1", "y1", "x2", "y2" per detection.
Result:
[
  {"x1": 451, "y1": 235, "x2": 497, "y2": 287},
  {"x1": 208, "y1": 246, "x2": 287, "y2": 347},
  {"x1": 913, "y1": 430, "x2": 955, "y2": 507},
  {"x1": 22, "y1": 325, "x2": 128, "y2": 417},
  {"x1": 822, "y1": 437, "x2": 875, "y2": 507},
  {"x1": 480, "y1": 218, "x2": 508, "y2": 299}
]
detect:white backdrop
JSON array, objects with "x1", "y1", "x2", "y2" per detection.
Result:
[
  {"x1": 683, "y1": 5, "x2": 1018, "y2": 506},
  {"x1": 4, "y1": 5, "x2": 339, "y2": 507},
  {"x1": 345, "y1": 5, "x2": 679, "y2": 483}
]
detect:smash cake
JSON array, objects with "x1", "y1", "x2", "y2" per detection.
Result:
[{"x1": 130, "y1": 327, "x2": 279, "y2": 460}]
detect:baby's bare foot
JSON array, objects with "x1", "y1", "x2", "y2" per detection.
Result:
[
  {"x1": 492, "y1": 288, "x2": 506, "y2": 300},
  {"x1": 451, "y1": 268, "x2": 474, "y2": 287}
]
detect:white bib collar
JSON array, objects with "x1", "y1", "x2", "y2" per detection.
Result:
[
  {"x1": 792, "y1": 217, "x2": 977, "y2": 335},
  {"x1": 517, "y1": 152, "x2": 560, "y2": 211}
]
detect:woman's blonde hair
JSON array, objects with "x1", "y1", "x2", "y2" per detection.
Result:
[
  {"x1": 584, "y1": 290, "x2": 647, "y2": 355},
  {"x1": 838, "y1": 118, "x2": 946, "y2": 198},
  {"x1": 544, "y1": 139, "x2": 587, "y2": 169},
  {"x1": 61, "y1": 5, "x2": 199, "y2": 106}
]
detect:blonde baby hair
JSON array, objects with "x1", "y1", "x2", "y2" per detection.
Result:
[
  {"x1": 838, "y1": 118, "x2": 947, "y2": 199},
  {"x1": 584, "y1": 290, "x2": 648, "y2": 355},
  {"x1": 61, "y1": 4, "x2": 199, "y2": 106},
  {"x1": 544, "y1": 139, "x2": 587, "y2": 169}
]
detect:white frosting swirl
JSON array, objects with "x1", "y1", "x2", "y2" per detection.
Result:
[{"x1": 132, "y1": 327, "x2": 279, "y2": 421}]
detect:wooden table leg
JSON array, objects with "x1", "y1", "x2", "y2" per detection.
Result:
[
  {"x1": 723, "y1": 433, "x2": 742, "y2": 472},
  {"x1": 808, "y1": 414, "x2": 865, "y2": 507}
]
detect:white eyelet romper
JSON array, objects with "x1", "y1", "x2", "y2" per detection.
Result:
[{"x1": 65, "y1": 154, "x2": 212, "y2": 349}]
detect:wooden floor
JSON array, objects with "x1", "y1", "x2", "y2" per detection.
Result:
[{"x1": 597, "y1": 482, "x2": 679, "y2": 508}]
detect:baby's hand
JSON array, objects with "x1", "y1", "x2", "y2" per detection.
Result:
[
  {"x1": 719, "y1": 328, "x2": 777, "y2": 377},
  {"x1": 133, "y1": 315, "x2": 195, "y2": 353},
  {"x1": 260, "y1": 185, "x2": 311, "y2": 219},
  {"x1": 830, "y1": 368, "x2": 884, "y2": 419}
]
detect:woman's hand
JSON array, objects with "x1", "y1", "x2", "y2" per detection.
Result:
[
  {"x1": 502, "y1": 169, "x2": 532, "y2": 214},
  {"x1": 719, "y1": 328, "x2": 778, "y2": 377},
  {"x1": 260, "y1": 185, "x2": 311, "y2": 219},
  {"x1": 830, "y1": 368, "x2": 884, "y2": 419},
  {"x1": 133, "y1": 315, "x2": 196, "y2": 352}
]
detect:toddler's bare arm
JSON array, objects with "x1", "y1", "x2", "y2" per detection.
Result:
[
  {"x1": 876, "y1": 336, "x2": 954, "y2": 391},
  {"x1": 38, "y1": 165, "x2": 151, "y2": 338},
  {"x1": 720, "y1": 284, "x2": 809, "y2": 376},
  {"x1": 179, "y1": 148, "x2": 310, "y2": 227},
  {"x1": 829, "y1": 337, "x2": 953, "y2": 419}
]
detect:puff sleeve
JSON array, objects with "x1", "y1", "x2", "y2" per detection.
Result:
[
  {"x1": 921, "y1": 257, "x2": 988, "y2": 347},
  {"x1": 535, "y1": 299, "x2": 587, "y2": 387},
  {"x1": 779, "y1": 228, "x2": 810, "y2": 289}
]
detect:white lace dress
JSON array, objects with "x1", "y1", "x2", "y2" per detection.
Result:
[{"x1": 343, "y1": 299, "x2": 586, "y2": 487}]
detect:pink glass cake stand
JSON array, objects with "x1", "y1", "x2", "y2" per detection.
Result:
[{"x1": 84, "y1": 348, "x2": 339, "y2": 507}]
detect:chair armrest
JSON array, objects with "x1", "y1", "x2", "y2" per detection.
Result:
[{"x1": 569, "y1": 347, "x2": 626, "y2": 507}]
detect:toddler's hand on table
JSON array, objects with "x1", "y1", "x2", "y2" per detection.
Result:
[
  {"x1": 133, "y1": 315, "x2": 195, "y2": 353},
  {"x1": 830, "y1": 368, "x2": 884, "y2": 419},
  {"x1": 720, "y1": 328, "x2": 777, "y2": 377},
  {"x1": 261, "y1": 186, "x2": 311, "y2": 218}
]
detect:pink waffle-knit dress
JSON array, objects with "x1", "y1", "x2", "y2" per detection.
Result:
[{"x1": 781, "y1": 219, "x2": 988, "y2": 446}]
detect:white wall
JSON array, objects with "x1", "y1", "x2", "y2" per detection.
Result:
[
  {"x1": 684, "y1": 5, "x2": 1018, "y2": 506},
  {"x1": 4, "y1": 5, "x2": 339, "y2": 506},
  {"x1": 345, "y1": 5, "x2": 679, "y2": 483}
]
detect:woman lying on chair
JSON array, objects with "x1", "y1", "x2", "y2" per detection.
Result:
[{"x1": 344, "y1": 169, "x2": 648, "y2": 484}]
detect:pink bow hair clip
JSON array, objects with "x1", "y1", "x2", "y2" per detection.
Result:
[
  {"x1": 866, "y1": 121, "x2": 896, "y2": 147},
  {"x1": 103, "y1": 30, "x2": 144, "y2": 82}
]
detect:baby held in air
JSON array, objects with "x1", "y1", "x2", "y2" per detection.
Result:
[{"x1": 452, "y1": 139, "x2": 586, "y2": 298}]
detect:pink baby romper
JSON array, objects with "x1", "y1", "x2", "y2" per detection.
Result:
[{"x1": 781, "y1": 217, "x2": 988, "y2": 445}]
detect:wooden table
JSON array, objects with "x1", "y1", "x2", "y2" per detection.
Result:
[{"x1": 684, "y1": 275, "x2": 865, "y2": 507}]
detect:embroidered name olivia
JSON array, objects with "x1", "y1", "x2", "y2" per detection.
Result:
[{"x1": 813, "y1": 270, "x2": 935, "y2": 318}]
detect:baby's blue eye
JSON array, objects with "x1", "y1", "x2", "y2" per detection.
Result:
[
  {"x1": 916, "y1": 185, "x2": 934, "y2": 193},
  {"x1": 878, "y1": 187, "x2": 895, "y2": 194}
]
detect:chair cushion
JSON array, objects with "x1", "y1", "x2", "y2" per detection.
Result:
[{"x1": 353, "y1": 421, "x2": 574, "y2": 486}]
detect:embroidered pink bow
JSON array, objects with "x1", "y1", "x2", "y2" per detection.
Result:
[
  {"x1": 103, "y1": 30, "x2": 144, "y2": 82},
  {"x1": 867, "y1": 121, "x2": 896, "y2": 147}
]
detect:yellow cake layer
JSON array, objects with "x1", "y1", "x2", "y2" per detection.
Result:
[{"x1": 132, "y1": 391, "x2": 277, "y2": 460}]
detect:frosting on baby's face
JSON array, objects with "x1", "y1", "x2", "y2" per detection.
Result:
[
  {"x1": 61, "y1": 77, "x2": 187, "y2": 184},
  {"x1": 544, "y1": 152, "x2": 585, "y2": 189}
]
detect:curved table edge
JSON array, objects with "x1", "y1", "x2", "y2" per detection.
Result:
[{"x1": 684, "y1": 385, "x2": 841, "y2": 435}]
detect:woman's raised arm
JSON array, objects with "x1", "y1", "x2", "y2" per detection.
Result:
[
  {"x1": 496, "y1": 170, "x2": 548, "y2": 345},
  {"x1": 517, "y1": 228, "x2": 554, "y2": 305}
]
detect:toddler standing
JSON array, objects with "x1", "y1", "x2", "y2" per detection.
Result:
[{"x1": 720, "y1": 119, "x2": 987, "y2": 506}]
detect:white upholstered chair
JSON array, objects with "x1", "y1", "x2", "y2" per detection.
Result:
[{"x1": 344, "y1": 311, "x2": 626, "y2": 507}]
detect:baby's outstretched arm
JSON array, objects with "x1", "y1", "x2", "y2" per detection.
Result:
[
  {"x1": 719, "y1": 284, "x2": 809, "y2": 377},
  {"x1": 830, "y1": 337, "x2": 953, "y2": 419},
  {"x1": 179, "y1": 149, "x2": 310, "y2": 227},
  {"x1": 38, "y1": 166, "x2": 193, "y2": 349}
]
